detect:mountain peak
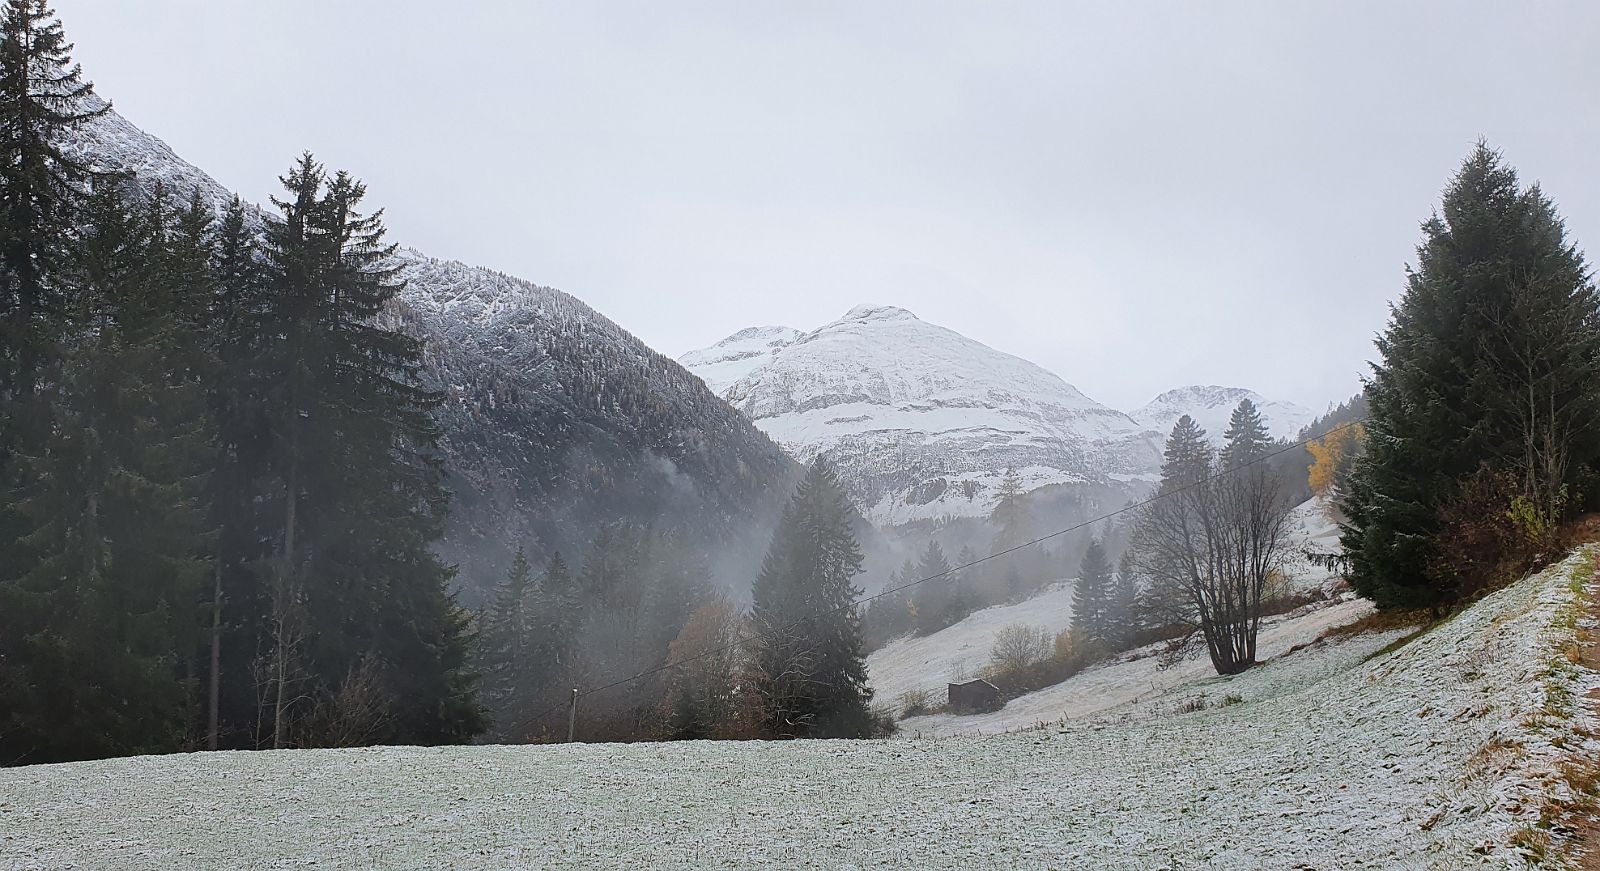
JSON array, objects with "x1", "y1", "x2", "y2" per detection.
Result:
[
  {"x1": 839, "y1": 303, "x2": 918, "y2": 324},
  {"x1": 1130, "y1": 385, "x2": 1314, "y2": 444},
  {"x1": 678, "y1": 325, "x2": 802, "y2": 395},
  {"x1": 681, "y1": 308, "x2": 1157, "y2": 526}
]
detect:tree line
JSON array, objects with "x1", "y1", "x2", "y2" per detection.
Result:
[
  {"x1": 862, "y1": 466, "x2": 1084, "y2": 647},
  {"x1": 0, "y1": 3, "x2": 887, "y2": 761},
  {"x1": 0, "y1": 3, "x2": 481, "y2": 762},
  {"x1": 477, "y1": 458, "x2": 884, "y2": 742}
]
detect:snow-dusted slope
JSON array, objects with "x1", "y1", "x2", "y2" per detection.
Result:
[
  {"x1": 7, "y1": 550, "x2": 1593, "y2": 868},
  {"x1": 1279, "y1": 496, "x2": 1344, "y2": 594},
  {"x1": 898, "y1": 595, "x2": 1375, "y2": 737},
  {"x1": 868, "y1": 497, "x2": 1346, "y2": 720},
  {"x1": 67, "y1": 99, "x2": 794, "y2": 600},
  {"x1": 1130, "y1": 385, "x2": 1314, "y2": 444},
  {"x1": 682, "y1": 305, "x2": 1160, "y2": 526},
  {"x1": 866, "y1": 581, "x2": 1077, "y2": 707},
  {"x1": 678, "y1": 325, "x2": 801, "y2": 395}
]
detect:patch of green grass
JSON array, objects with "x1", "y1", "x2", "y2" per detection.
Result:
[{"x1": 1361, "y1": 622, "x2": 1440, "y2": 663}]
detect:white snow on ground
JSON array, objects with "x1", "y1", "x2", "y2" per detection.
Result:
[
  {"x1": 4, "y1": 549, "x2": 1595, "y2": 869},
  {"x1": 868, "y1": 496, "x2": 1340, "y2": 721},
  {"x1": 866, "y1": 582, "x2": 1076, "y2": 709},
  {"x1": 897, "y1": 595, "x2": 1375, "y2": 738},
  {"x1": 1279, "y1": 496, "x2": 1345, "y2": 594}
]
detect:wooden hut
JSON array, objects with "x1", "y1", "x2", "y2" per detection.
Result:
[{"x1": 947, "y1": 678, "x2": 1002, "y2": 712}]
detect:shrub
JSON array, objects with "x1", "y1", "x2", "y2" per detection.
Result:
[
  {"x1": 896, "y1": 688, "x2": 934, "y2": 719},
  {"x1": 1429, "y1": 467, "x2": 1558, "y2": 603},
  {"x1": 867, "y1": 705, "x2": 899, "y2": 738},
  {"x1": 989, "y1": 623, "x2": 1052, "y2": 675}
]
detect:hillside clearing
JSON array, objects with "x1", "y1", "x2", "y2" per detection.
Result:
[
  {"x1": 868, "y1": 497, "x2": 1345, "y2": 727},
  {"x1": 4, "y1": 548, "x2": 1595, "y2": 869}
]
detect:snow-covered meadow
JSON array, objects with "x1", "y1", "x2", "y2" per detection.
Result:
[{"x1": 4, "y1": 549, "x2": 1594, "y2": 869}]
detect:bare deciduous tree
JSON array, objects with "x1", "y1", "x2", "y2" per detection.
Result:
[
  {"x1": 308, "y1": 654, "x2": 393, "y2": 748},
  {"x1": 987, "y1": 623, "x2": 1052, "y2": 675},
  {"x1": 1130, "y1": 413, "x2": 1293, "y2": 675}
]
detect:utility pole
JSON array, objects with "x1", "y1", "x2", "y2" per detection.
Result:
[{"x1": 566, "y1": 687, "x2": 579, "y2": 743}]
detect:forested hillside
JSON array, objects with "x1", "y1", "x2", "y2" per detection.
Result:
[{"x1": 65, "y1": 83, "x2": 795, "y2": 607}]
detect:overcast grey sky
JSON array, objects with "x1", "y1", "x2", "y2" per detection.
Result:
[{"x1": 61, "y1": 1, "x2": 1600, "y2": 412}]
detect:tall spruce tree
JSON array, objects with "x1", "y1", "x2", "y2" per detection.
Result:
[
  {"x1": 1109, "y1": 551, "x2": 1139, "y2": 647},
  {"x1": 523, "y1": 551, "x2": 579, "y2": 738},
  {"x1": 1073, "y1": 539, "x2": 1113, "y2": 646},
  {"x1": 204, "y1": 194, "x2": 272, "y2": 750},
  {"x1": 1221, "y1": 399, "x2": 1272, "y2": 468},
  {"x1": 749, "y1": 458, "x2": 873, "y2": 738},
  {"x1": 1341, "y1": 144, "x2": 1600, "y2": 609},
  {"x1": 479, "y1": 547, "x2": 537, "y2": 737},
  {"x1": 0, "y1": 183, "x2": 214, "y2": 762},
  {"x1": 253, "y1": 154, "x2": 482, "y2": 746},
  {"x1": 911, "y1": 540, "x2": 953, "y2": 634},
  {"x1": 0, "y1": 0, "x2": 106, "y2": 405},
  {"x1": 1160, "y1": 415, "x2": 1212, "y2": 491},
  {"x1": 0, "y1": 3, "x2": 113, "y2": 760}
]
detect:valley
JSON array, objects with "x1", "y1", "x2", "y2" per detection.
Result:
[{"x1": 6, "y1": 549, "x2": 1593, "y2": 869}]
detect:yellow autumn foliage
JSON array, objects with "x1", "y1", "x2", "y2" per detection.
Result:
[{"x1": 1307, "y1": 422, "x2": 1366, "y2": 498}]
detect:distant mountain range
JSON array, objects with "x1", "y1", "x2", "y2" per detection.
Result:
[
  {"x1": 1128, "y1": 385, "x2": 1315, "y2": 447},
  {"x1": 681, "y1": 305, "x2": 1159, "y2": 526},
  {"x1": 684, "y1": 308, "x2": 1314, "y2": 528},
  {"x1": 69, "y1": 86, "x2": 1318, "y2": 576}
]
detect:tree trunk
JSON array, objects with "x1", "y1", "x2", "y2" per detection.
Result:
[
  {"x1": 207, "y1": 557, "x2": 222, "y2": 750},
  {"x1": 273, "y1": 417, "x2": 299, "y2": 751}
]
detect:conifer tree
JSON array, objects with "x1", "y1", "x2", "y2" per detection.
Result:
[
  {"x1": 0, "y1": 0, "x2": 106, "y2": 405},
  {"x1": 536, "y1": 552, "x2": 579, "y2": 673},
  {"x1": 523, "y1": 551, "x2": 579, "y2": 736},
  {"x1": 253, "y1": 154, "x2": 482, "y2": 746},
  {"x1": 0, "y1": 183, "x2": 213, "y2": 762},
  {"x1": 0, "y1": 4, "x2": 114, "y2": 758},
  {"x1": 952, "y1": 544, "x2": 980, "y2": 615},
  {"x1": 480, "y1": 548, "x2": 537, "y2": 736},
  {"x1": 644, "y1": 533, "x2": 712, "y2": 662},
  {"x1": 1220, "y1": 399, "x2": 1272, "y2": 468},
  {"x1": 1341, "y1": 144, "x2": 1600, "y2": 609},
  {"x1": 1109, "y1": 551, "x2": 1139, "y2": 647},
  {"x1": 202, "y1": 194, "x2": 273, "y2": 749},
  {"x1": 1160, "y1": 416, "x2": 1212, "y2": 491},
  {"x1": 989, "y1": 467, "x2": 1031, "y2": 547},
  {"x1": 749, "y1": 458, "x2": 873, "y2": 738},
  {"x1": 1073, "y1": 539, "x2": 1113, "y2": 646},
  {"x1": 988, "y1": 467, "x2": 1036, "y2": 598},
  {"x1": 911, "y1": 540, "x2": 953, "y2": 634}
]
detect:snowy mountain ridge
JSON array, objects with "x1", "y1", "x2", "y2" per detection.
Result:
[
  {"x1": 681, "y1": 305, "x2": 1161, "y2": 526},
  {"x1": 1129, "y1": 384, "x2": 1315, "y2": 446},
  {"x1": 677, "y1": 324, "x2": 802, "y2": 395}
]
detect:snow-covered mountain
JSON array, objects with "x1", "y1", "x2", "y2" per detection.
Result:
[
  {"x1": 678, "y1": 325, "x2": 801, "y2": 395},
  {"x1": 680, "y1": 305, "x2": 1160, "y2": 526},
  {"x1": 1129, "y1": 385, "x2": 1315, "y2": 446},
  {"x1": 68, "y1": 99, "x2": 795, "y2": 601}
]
